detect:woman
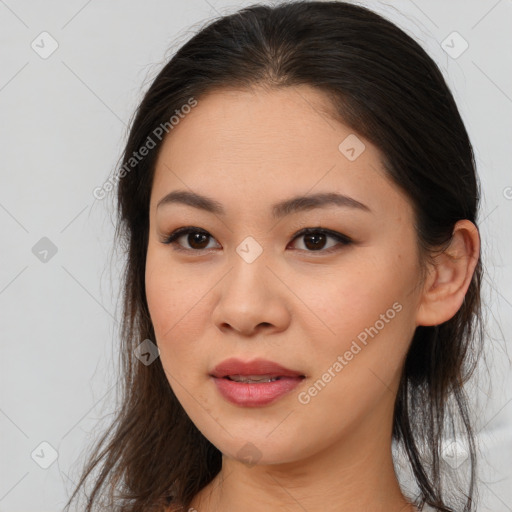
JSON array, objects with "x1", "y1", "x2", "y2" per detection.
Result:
[{"x1": 65, "y1": 2, "x2": 483, "y2": 511}]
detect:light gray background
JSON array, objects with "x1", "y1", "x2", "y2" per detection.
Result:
[{"x1": 0, "y1": 0, "x2": 511, "y2": 510}]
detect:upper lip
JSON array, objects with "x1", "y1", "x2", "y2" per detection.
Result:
[{"x1": 210, "y1": 357, "x2": 305, "y2": 378}]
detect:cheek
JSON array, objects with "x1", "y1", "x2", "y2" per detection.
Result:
[
  {"x1": 145, "y1": 254, "x2": 211, "y2": 376},
  {"x1": 300, "y1": 261, "x2": 399, "y2": 332},
  {"x1": 145, "y1": 248, "x2": 194, "y2": 333},
  {"x1": 145, "y1": 265, "x2": 177, "y2": 335},
  {"x1": 302, "y1": 255, "x2": 416, "y2": 374}
]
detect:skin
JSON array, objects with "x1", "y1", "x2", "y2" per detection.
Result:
[{"x1": 145, "y1": 85, "x2": 480, "y2": 512}]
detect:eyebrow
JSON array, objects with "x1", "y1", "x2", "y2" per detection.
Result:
[{"x1": 156, "y1": 190, "x2": 371, "y2": 218}]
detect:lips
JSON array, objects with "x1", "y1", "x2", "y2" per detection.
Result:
[
  {"x1": 210, "y1": 357, "x2": 305, "y2": 380},
  {"x1": 209, "y1": 357, "x2": 306, "y2": 407}
]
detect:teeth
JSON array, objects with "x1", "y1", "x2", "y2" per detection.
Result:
[{"x1": 227, "y1": 374, "x2": 281, "y2": 383}]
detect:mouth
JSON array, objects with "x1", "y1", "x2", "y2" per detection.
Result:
[{"x1": 209, "y1": 358, "x2": 306, "y2": 407}]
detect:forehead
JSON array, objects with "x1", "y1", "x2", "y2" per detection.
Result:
[
  {"x1": 151, "y1": 85, "x2": 411, "y2": 220},
  {"x1": 156, "y1": 85, "x2": 351, "y2": 167}
]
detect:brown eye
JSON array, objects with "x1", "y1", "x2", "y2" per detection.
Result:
[
  {"x1": 303, "y1": 232, "x2": 328, "y2": 251},
  {"x1": 289, "y1": 228, "x2": 352, "y2": 253},
  {"x1": 162, "y1": 226, "x2": 352, "y2": 255},
  {"x1": 185, "y1": 232, "x2": 210, "y2": 249},
  {"x1": 162, "y1": 227, "x2": 220, "y2": 252}
]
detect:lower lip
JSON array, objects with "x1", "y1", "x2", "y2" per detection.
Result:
[{"x1": 211, "y1": 376, "x2": 304, "y2": 407}]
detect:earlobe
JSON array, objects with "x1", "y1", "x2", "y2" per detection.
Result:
[{"x1": 415, "y1": 220, "x2": 480, "y2": 327}]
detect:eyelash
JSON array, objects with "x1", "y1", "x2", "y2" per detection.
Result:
[{"x1": 161, "y1": 226, "x2": 353, "y2": 255}]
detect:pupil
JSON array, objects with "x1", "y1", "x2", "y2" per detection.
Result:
[
  {"x1": 305, "y1": 233, "x2": 325, "y2": 250},
  {"x1": 189, "y1": 233, "x2": 208, "y2": 249}
]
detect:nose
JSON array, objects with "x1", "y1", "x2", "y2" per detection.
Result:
[{"x1": 211, "y1": 249, "x2": 291, "y2": 337}]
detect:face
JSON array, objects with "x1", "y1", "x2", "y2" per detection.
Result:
[{"x1": 145, "y1": 85, "x2": 424, "y2": 466}]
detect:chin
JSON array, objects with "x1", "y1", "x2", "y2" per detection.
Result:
[{"x1": 197, "y1": 423, "x2": 314, "y2": 466}]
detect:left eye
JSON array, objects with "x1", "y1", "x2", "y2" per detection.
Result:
[
  {"x1": 290, "y1": 228, "x2": 352, "y2": 252},
  {"x1": 161, "y1": 227, "x2": 352, "y2": 254}
]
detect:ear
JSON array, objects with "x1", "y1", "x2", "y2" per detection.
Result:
[{"x1": 415, "y1": 219, "x2": 480, "y2": 327}]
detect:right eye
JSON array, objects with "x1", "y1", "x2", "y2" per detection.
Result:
[{"x1": 161, "y1": 227, "x2": 220, "y2": 252}]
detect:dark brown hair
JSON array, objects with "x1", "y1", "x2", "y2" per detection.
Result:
[{"x1": 64, "y1": 1, "x2": 484, "y2": 511}]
